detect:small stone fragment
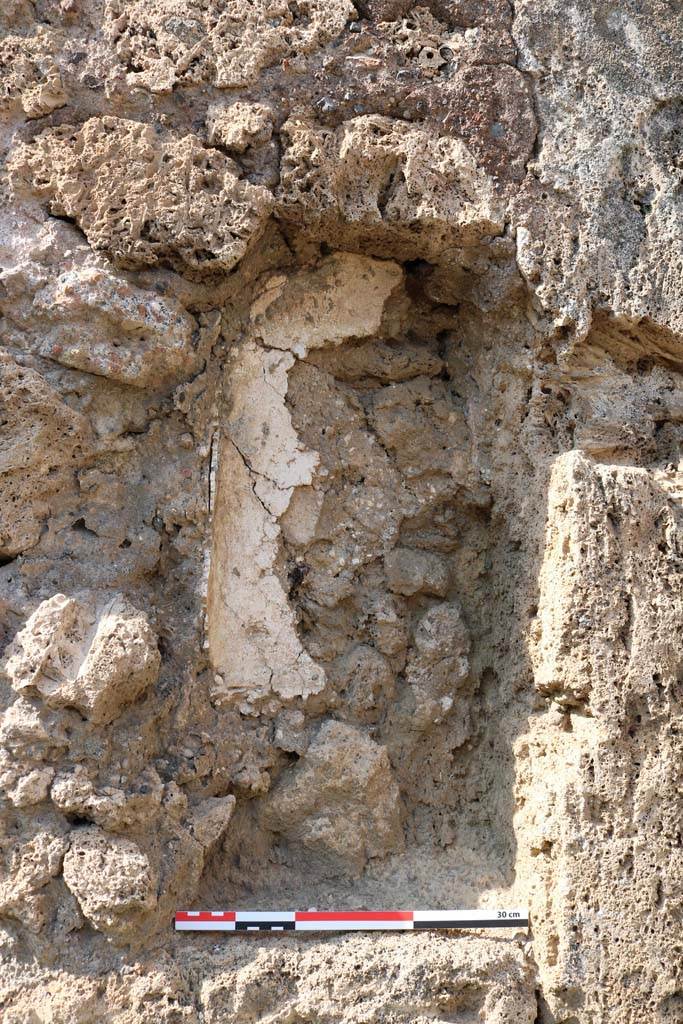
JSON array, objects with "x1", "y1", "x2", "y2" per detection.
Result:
[
  {"x1": 250, "y1": 253, "x2": 403, "y2": 357},
  {"x1": 406, "y1": 601, "x2": 472, "y2": 737},
  {"x1": 7, "y1": 767, "x2": 54, "y2": 808},
  {"x1": 329, "y1": 644, "x2": 395, "y2": 723},
  {"x1": 384, "y1": 547, "x2": 450, "y2": 596},
  {"x1": 186, "y1": 796, "x2": 236, "y2": 850},
  {"x1": 62, "y1": 828, "x2": 158, "y2": 938},
  {"x1": 35, "y1": 266, "x2": 201, "y2": 388},
  {"x1": 207, "y1": 101, "x2": 273, "y2": 153}
]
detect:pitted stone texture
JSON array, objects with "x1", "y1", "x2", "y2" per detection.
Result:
[
  {"x1": 0, "y1": 29, "x2": 66, "y2": 118},
  {"x1": 531, "y1": 450, "x2": 683, "y2": 719},
  {"x1": 9, "y1": 118, "x2": 272, "y2": 274},
  {"x1": 62, "y1": 828, "x2": 158, "y2": 938},
  {"x1": 0, "y1": 934, "x2": 536, "y2": 1022},
  {"x1": 0, "y1": 355, "x2": 92, "y2": 557},
  {"x1": 207, "y1": 101, "x2": 274, "y2": 153},
  {"x1": 513, "y1": 0, "x2": 683, "y2": 339},
  {"x1": 3, "y1": 593, "x2": 160, "y2": 725},
  {"x1": 0, "y1": 831, "x2": 69, "y2": 933},
  {"x1": 2, "y1": 765, "x2": 54, "y2": 808},
  {"x1": 263, "y1": 720, "x2": 403, "y2": 875},
  {"x1": 0, "y1": 0, "x2": 681, "y2": 1017},
  {"x1": 198, "y1": 932, "x2": 536, "y2": 1022},
  {"x1": 390, "y1": 1, "x2": 515, "y2": 64},
  {"x1": 278, "y1": 115, "x2": 505, "y2": 259},
  {"x1": 106, "y1": 0, "x2": 354, "y2": 92},
  {"x1": 519, "y1": 449, "x2": 683, "y2": 1023}
]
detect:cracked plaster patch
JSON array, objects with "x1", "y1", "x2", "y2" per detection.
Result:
[{"x1": 208, "y1": 253, "x2": 401, "y2": 705}]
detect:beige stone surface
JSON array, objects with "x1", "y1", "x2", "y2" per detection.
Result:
[
  {"x1": 9, "y1": 117, "x2": 272, "y2": 273},
  {"x1": 105, "y1": 0, "x2": 354, "y2": 92},
  {"x1": 4, "y1": 593, "x2": 160, "y2": 725},
  {"x1": 62, "y1": 828, "x2": 158, "y2": 938},
  {"x1": 34, "y1": 266, "x2": 202, "y2": 388},
  {"x1": 0, "y1": 29, "x2": 66, "y2": 118},
  {"x1": 278, "y1": 115, "x2": 506, "y2": 258},
  {"x1": 0, "y1": 2, "x2": 681, "y2": 1021},
  {"x1": 263, "y1": 719, "x2": 404, "y2": 875},
  {"x1": 250, "y1": 253, "x2": 403, "y2": 356},
  {"x1": 207, "y1": 101, "x2": 274, "y2": 154}
]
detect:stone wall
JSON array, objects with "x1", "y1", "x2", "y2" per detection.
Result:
[{"x1": 0, "y1": 2, "x2": 681, "y2": 1021}]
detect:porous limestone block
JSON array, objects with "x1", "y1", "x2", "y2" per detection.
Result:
[
  {"x1": 0, "y1": 29, "x2": 66, "y2": 118},
  {"x1": 0, "y1": 830, "x2": 69, "y2": 933},
  {"x1": 518, "y1": 449, "x2": 683, "y2": 1022},
  {"x1": 51, "y1": 766, "x2": 165, "y2": 832},
  {"x1": 278, "y1": 116, "x2": 505, "y2": 256},
  {"x1": 3, "y1": 593, "x2": 160, "y2": 725},
  {"x1": 200, "y1": 928, "x2": 536, "y2": 1023},
  {"x1": 5, "y1": 766, "x2": 54, "y2": 808},
  {"x1": 0, "y1": 355, "x2": 92, "y2": 557},
  {"x1": 105, "y1": 0, "x2": 354, "y2": 92},
  {"x1": 9, "y1": 117, "x2": 272, "y2": 274},
  {"x1": 62, "y1": 828, "x2": 158, "y2": 938},
  {"x1": 530, "y1": 450, "x2": 683, "y2": 717},
  {"x1": 514, "y1": 0, "x2": 683, "y2": 338},
  {"x1": 263, "y1": 719, "x2": 404, "y2": 875},
  {"x1": 207, "y1": 101, "x2": 273, "y2": 153}
]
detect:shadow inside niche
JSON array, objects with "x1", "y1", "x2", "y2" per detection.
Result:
[{"x1": 200, "y1": 247, "x2": 552, "y2": 916}]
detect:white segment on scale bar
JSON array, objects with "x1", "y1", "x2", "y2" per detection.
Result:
[{"x1": 412, "y1": 909, "x2": 528, "y2": 922}]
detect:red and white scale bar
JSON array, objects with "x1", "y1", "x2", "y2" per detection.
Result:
[{"x1": 175, "y1": 910, "x2": 528, "y2": 932}]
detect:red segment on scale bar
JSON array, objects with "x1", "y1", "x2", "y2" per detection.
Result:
[{"x1": 295, "y1": 911, "x2": 413, "y2": 922}]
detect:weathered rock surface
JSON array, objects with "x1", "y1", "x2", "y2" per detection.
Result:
[
  {"x1": 278, "y1": 115, "x2": 506, "y2": 258},
  {"x1": 0, "y1": 354, "x2": 92, "y2": 556},
  {"x1": 9, "y1": 117, "x2": 272, "y2": 273},
  {"x1": 62, "y1": 828, "x2": 158, "y2": 939},
  {"x1": 250, "y1": 252, "x2": 403, "y2": 356},
  {"x1": 0, "y1": 1, "x2": 681, "y2": 1022},
  {"x1": 33, "y1": 266, "x2": 202, "y2": 388},
  {"x1": 263, "y1": 719, "x2": 404, "y2": 875},
  {"x1": 105, "y1": 0, "x2": 354, "y2": 92},
  {"x1": 4, "y1": 593, "x2": 160, "y2": 725}
]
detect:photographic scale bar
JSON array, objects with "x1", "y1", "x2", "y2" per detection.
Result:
[{"x1": 175, "y1": 910, "x2": 529, "y2": 932}]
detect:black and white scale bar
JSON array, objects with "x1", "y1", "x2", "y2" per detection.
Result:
[{"x1": 175, "y1": 910, "x2": 528, "y2": 932}]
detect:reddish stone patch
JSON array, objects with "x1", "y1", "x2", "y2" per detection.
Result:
[{"x1": 442, "y1": 65, "x2": 537, "y2": 183}]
